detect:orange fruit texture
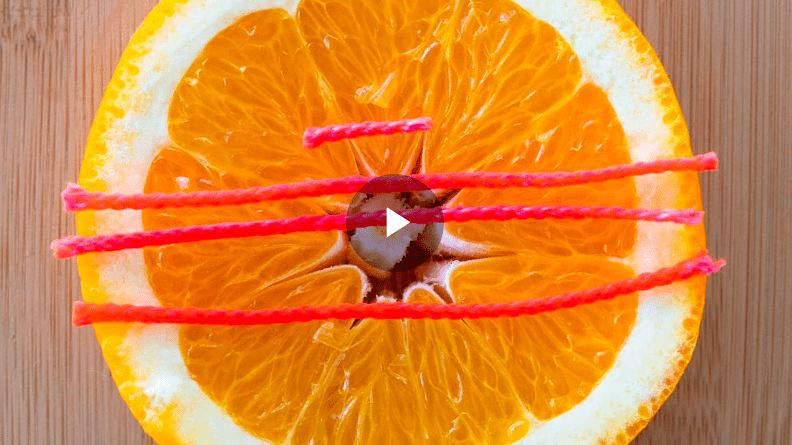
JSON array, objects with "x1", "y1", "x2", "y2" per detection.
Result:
[{"x1": 74, "y1": 0, "x2": 708, "y2": 444}]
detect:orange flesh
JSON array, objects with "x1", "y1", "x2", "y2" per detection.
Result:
[{"x1": 142, "y1": 0, "x2": 640, "y2": 442}]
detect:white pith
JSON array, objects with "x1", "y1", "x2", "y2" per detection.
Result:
[
  {"x1": 79, "y1": 0, "x2": 699, "y2": 443},
  {"x1": 350, "y1": 193, "x2": 427, "y2": 271}
]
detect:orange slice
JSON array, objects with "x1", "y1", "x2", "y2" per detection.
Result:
[{"x1": 75, "y1": 0, "x2": 707, "y2": 444}]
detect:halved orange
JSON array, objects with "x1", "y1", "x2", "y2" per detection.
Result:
[{"x1": 75, "y1": 0, "x2": 707, "y2": 443}]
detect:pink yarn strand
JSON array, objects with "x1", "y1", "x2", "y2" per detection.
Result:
[
  {"x1": 52, "y1": 205, "x2": 703, "y2": 259},
  {"x1": 62, "y1": 153, "x2": 718, "y2": 211},
  {"x1": 72, "y1": 252, "x2": 725, "y2": 326},
  {"x1": 303, "y1": 117, "x2": 433, "y2": 149}
]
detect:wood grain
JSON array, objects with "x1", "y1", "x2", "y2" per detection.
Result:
[{"x1": 2, "y1": 0, "x2": 790, "y2": 444}]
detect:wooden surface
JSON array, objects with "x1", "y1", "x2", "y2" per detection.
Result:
[{"x1": 2, "y1": 0, "x2": 790, "y2": 443}]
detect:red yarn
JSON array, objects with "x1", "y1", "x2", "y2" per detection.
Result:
[
  {"x1": 71, "y1": 252, "x2": 725, "y2": 327},
  {"x1": 51, "y1": 205, "x2": 702, "y2": 259},
  {"x1": 303, "y1": 117, "x2": 433, "y2": 149},
  {"x1": 62, "y1": 153, "x2": 718, "y2": 211}
]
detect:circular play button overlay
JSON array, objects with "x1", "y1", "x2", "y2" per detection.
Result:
[{"x1": 346, "y1": 175, "x2": 444, "y2": 272}]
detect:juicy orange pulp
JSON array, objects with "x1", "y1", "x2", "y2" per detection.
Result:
[{"x1": 141, "y1": 0, "x2": 640, "y2": 443}]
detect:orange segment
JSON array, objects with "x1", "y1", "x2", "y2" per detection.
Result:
[
  {"x1": 142, "y1": 147, "x2": 344, "y2": 308},
  {"x1": 419, "y1": 1, "x2": 583, "y2": 174},
  {"x1": 168, "y1": 9, "x2": 358, "y2": 187},
  {"x1": 447, "y1": 84, "x2": 637, "y2": 257},
  {"x1": 297, "y1": 0, "x2": 581, "y2": 175},
  {"x1": 449, "y1": 255, "x2": 638, "y2": 419},
  {"x1": 292, "y1": 289, "x2": 529, "y2": 444},
  {"x1": 179, "y1": 267, "x2": 364, "y2": 442},
  {"x1": 297, "y1": 0, "x2": 451, "y2": 174},
  {"x1": 290, "y1": 317, "x2": 423, "y2": 444},
  {"x1": 403, "y1": 289, "x2": 530, "y2": 443}
]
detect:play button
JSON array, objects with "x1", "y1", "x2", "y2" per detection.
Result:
[
  {"x1": 346, "y1": 175, "x2": 445, "y2": 273},
  {"x1": 386, "y1": 208, "x2": 410, "y2": 237}
]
